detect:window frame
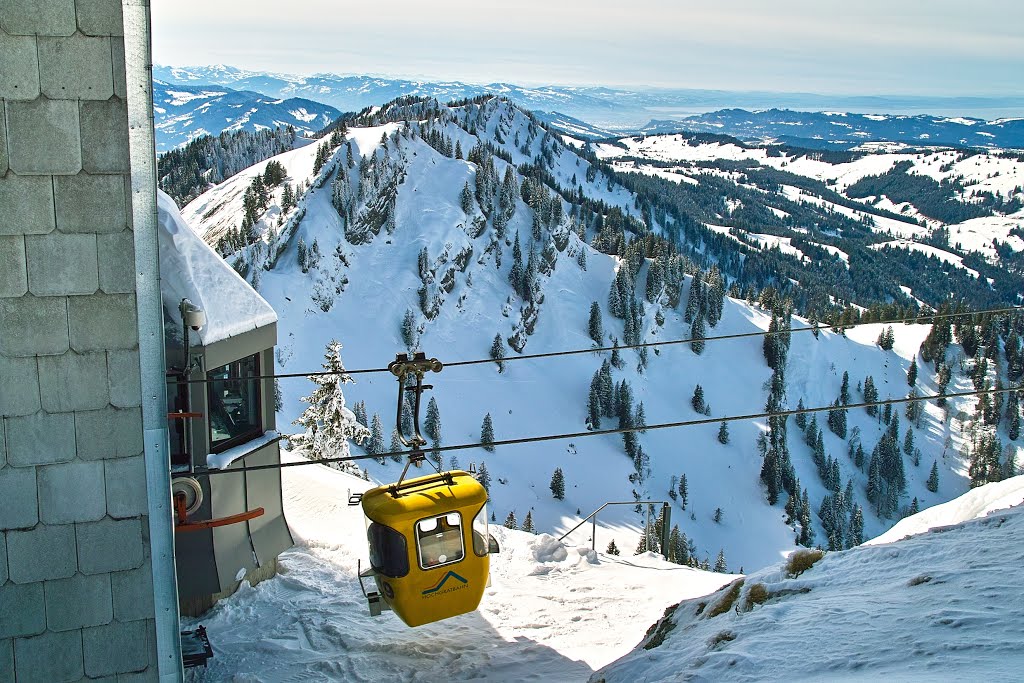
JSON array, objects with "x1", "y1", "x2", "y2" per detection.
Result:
[
  {"x1": 206, "y1": 352, "x2": 263, "y2": 454},
  {"x1": 367, "y1": 521, "x2": 410, "y2": 579},
  {"x1": 415, "y1": 511, "x2": 466, "y2": 570}
]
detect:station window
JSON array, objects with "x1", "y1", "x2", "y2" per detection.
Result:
[
  {"x1": 367, "y1": 522, "x2": 410, "y2": 578},
  {"x1": 207, "y1": 353, "x2": 262, "y2": 453},
  {"x1": 416, "y1": 513, "x2": 465, "y2": 569}
]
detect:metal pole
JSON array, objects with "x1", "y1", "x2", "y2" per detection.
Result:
[{"x1": 592, "y1": 515, "x2": 597, "y2": 552}]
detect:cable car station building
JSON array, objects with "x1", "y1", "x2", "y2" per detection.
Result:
[{"x1": 0, "y1": 2, "x2": 287, "y2": 680}]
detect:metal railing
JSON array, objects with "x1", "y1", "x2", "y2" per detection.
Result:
[{"x1": 558, "y1": 500, "x2": 671, "y2": 560}]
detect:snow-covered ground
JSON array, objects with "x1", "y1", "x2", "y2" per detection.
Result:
[
  {"x1": 184, "y1": 451, "x2": 734, "y2": 681},
  {"x1": 594, "y1": 477, "x2": 1024, "y2": 682}
]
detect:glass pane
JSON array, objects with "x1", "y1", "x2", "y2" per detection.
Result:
[
  {"x1": 472, "y1": 503, "x2": 488, "y2": 557},
  {"x1": 207, "y1": 354, "x2": 262, "y2": 451},
  {"x1": 417, "y1": 512, "x2": 465, "y2": 569},
  {"x1": 367, "y1": 522, "x2": 409, "y2": 578}
]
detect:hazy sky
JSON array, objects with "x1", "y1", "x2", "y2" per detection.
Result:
[{"x1": 153, "y1": 1, "x2": 1023, "y2": 95}]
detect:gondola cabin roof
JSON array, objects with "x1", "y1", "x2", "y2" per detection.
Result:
[{"x1": 361, "y1": 471, "x2": 487, "y2": 524}]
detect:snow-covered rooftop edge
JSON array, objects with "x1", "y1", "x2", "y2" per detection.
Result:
[{"x1": 157, "y1": 189, "x2": 277, "y2": 346}]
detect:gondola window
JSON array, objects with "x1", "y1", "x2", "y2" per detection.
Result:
[{"x1": 416, "y1": 513, "x2": 465, "y2": 569}]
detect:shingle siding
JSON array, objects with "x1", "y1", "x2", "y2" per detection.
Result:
[{"x1": 1, "y1": 5, "x2": 159, "y2": 680}]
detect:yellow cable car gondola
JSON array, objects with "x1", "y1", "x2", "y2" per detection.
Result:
[
  {"x1": 358, "y1": 468, "x2": 499, "y2": 627},
  {"x1": 355, "y1": 352, "x2": 499, "y2": 627}
]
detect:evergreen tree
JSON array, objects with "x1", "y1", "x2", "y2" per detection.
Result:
[
  {"x1": 367, "y1": 413, "x2": 385, "y2": 457},
  {"x1": 353, "y1": 400, "x2": 368, "y2": 428},
  {"x1": 795, "y1": 397, "x2": 807, "y2": 430},
  {"x1": 847, "y1": 504, "x2": 864, "y2": 547},
  {"x1": 550, "y1": 467, "x2": 566, "y2": 500},
  {"x1": 509, "y1": 232, "x2": 524, "y2": 295},
  {"x1": 903, "y1": 427, "x2": 915, "y2": 457},
  {"x1": 907, "y1": 357, "x2": 918, "y2": 387},
  {"x1": 926, "y1": 460, "x2": 939, "y2": 492},
  {"x1": 424, "y1": 397, "x2": 441, "y2": 442},
  {"x1": 691, "y1": 384, "x2": 706, "y2": 413},
  {"x1": 292, "y1": 340, "x2": 370, "y2": 460},
  {"x1": 863, "y1": 375, "x2": 879, "y2": 416},
  {"x1": 840, "y1": 371, "x2": 850, "y2": 405},
  {"x1": 718, "y1": 420, "x2": 730, "y2": 444},
  {"x1": 504, "y1": 511, "x2": 518, "y2": 530},
  {"x1": 522, "y1": 510, "x2": 536, "y2": 534},
  {"x1": 460, "y1": 181, "x2": 475, "y2": 214},
  {"x1": 588, "y1": 301, "x2": 604, "y2": 344},
  {"x1": 909, "y1": 497, "x2": 920, "y2": 515},
  {"x1": 481, "y1": 413, "x2": 495, "y2": 452},
  {"x1": 389, "y1": 428, "x2": 403, "y2": 462},
  {"x1": 1007, "y1": 390, "x2": 1020, "y2": 441},
  {"x1": 401, "y1": 308, "x2": 417, "y2": 348},
  {"x1": 690, "y1": 314, "x2": 706, "y2": 355},
  {"x1": 713, "y1": 507, "x2": 723, "y2": 523},
  {"x1": 606, "y1": 539, "x2": 620, "y2": 556},
  {"x1": 714, "y1": 549, "x2": 727, "y2": 573},
  {"x1": 490, "y1": 333, "x2": 506, "y2": 373},
  {"x1": 679, "y1": 473, "x2": 689, "y2": 509},
  {"x1": 478, "y1": 461, "x2": 491, "y2": 492},
  {"x1": 587, "y1": 374, "x2": 602, "y2": 429}
]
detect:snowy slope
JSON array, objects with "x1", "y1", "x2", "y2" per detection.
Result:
[
  {"x1": 184, "y1": 451, "x2": 734, "y2": 681},
  {"x1": 182, "y1": 97, "x2": 1022, "y2": 575},
  {"x1": 599, "y1": 135, "x2": 1024, "y2": 263},
  {"x1": 153, "y1": 80, "x2": 339, "y2": 152},
  {"x1": 594, "y1": 476, "x2": 1024, "y2": 682}
]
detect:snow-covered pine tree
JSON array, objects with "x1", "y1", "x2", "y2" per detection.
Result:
[
  {"x1": 907, "y1": 356, "x2": 918, "y2": 386},
  {"x1": 368, "y1": 414, "x2": 385, "y2": 459},
  {"x1": 588, "y1": 301, "x2": 603, "y2": 344},
  {"x1": 353, "y1": 400, "x2": 368, "y2": 428},
  {"x1": 424, "y1": 397, "x2": 441, "y2": 442},
  {"x1": 690, "y1": 313, "x2": 706, "y2": 355},
  {"x1": 550, "y1": 467, "x2": 565, "y2": 500},
  {"x1": 718, "y1": 420, "x2": 729, "y2": 444},
  {"x1": 490, "y1": 333, "x2": 506, "y2": 373},
  {"x1": 478, "y1": 461, "x2": 491, "y2": 492},
  {"x1": 292, "y1": 340, "x2": 370, "y2": 462},
  {"x1": 606, "y1": 539, "x2": 620, "y2": 556},
  {"x1": 679, "y1": 473, "x2": 688, "y2": 509},
  {"x1": 481, "y1": 413, "x2": 495, "y2": 452},
  {"x1": 504, "y1": 511, "x2": 518, "y2": 530},
  {"x1": 401, "y1": 308, "x2": 417, "y2": 348},
  {"x1": 389, "y1": 428, "x2": 403, "y2": 462},
  {"x1": 714, "y1": 549, "x2": 727, "y2": 573},
  {"x1": 522, "y1": 510, "x2": 536, "y2": 534},
  {"x1": 691, "y1": 384, "x2": 706, "y2": 413}
]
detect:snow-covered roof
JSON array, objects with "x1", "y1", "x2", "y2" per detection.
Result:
[{"x1": 157, "y1": 189, "x2": 277, "y2": 347}]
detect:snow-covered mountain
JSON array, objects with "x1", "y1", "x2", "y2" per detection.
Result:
[
  {"x1": 595, "y1": 133, "x2": 1024, "y2": 278},
  {"x1": 643, "y1": 108, "x2": 1024, "y2": 149},
  {"x1": 182, "y1": 96, "x2": 1023, "y2": 574},
  {"x1": 152, "y1": 80, "x2": 339, "y2": 152},
  {"x1": 595, "y1": 475, "x2": 1024, "y2": 682},
  {"x1": 153, "y1": 64, "x2": 1024, "y2": 140}
]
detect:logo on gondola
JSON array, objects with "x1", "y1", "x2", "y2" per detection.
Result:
[{"x1": 421, "y1": 570, "x2": 469, "y2": 596}]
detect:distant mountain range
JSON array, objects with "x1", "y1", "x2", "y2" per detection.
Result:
[
  {"x1": 641, "y1": 109, "x2": 1024, "y2": 150},
  {"x1": 152, "y1": 80, "x2": 339, "y2": 152},
  {"x1": 152, "y1": 65, "x2": 1024, "y2": 151}
]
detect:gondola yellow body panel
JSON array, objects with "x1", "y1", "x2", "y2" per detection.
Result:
[{"x1": 360, "y1": 470, "x2": 493, "y2": 627}]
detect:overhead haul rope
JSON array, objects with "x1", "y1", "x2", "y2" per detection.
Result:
[
  {"x1": 197, "y1": 383, "x2": 1019, "y2": 477},
  {"x1": 168, "y1": 304, "x2": 1024, "y2": 387}
]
